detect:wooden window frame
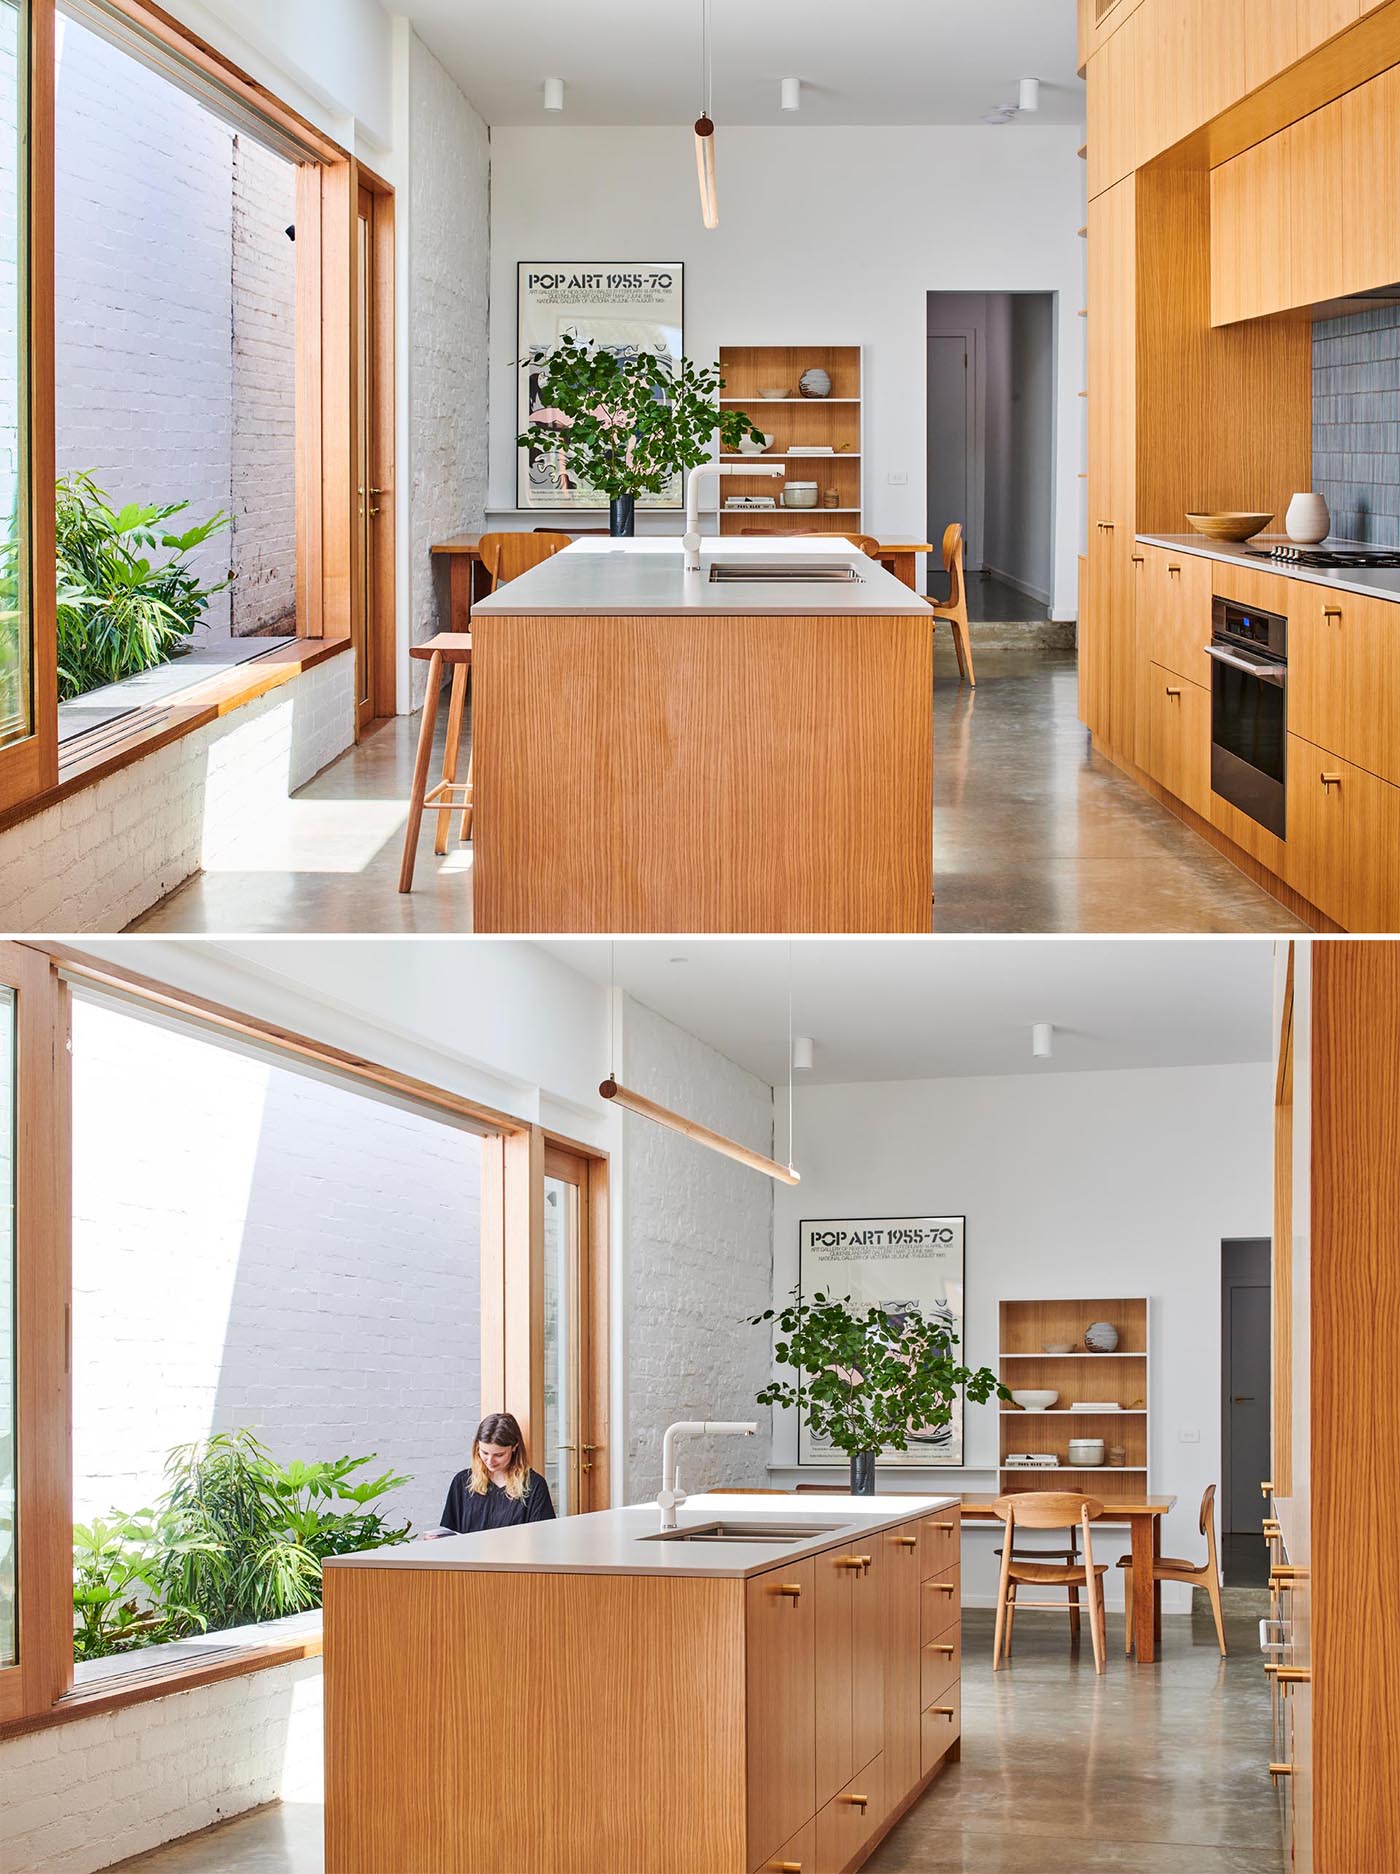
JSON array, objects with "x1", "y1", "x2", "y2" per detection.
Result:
[
  {"x1": 0, "y1": 0, "x2": 392, "y2": 823},
  {"x1": 0, "y1": 942, "x2": 609, "y2": 1735}
]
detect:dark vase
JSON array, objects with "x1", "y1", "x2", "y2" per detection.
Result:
[
  {"x1": 849, "y1": 1451, "x2": 877, "y2": 1495},
  {"x1": 609, "y1": 494, "x2": 636, "y2": 537}
]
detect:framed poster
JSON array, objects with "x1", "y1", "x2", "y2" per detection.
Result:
[
  {"x1": 516, "y1": 262, "x2": 685, "y2": 510},
  {"x1": 796, "y1": 1216, "x2": 967, "y2": 1467}
]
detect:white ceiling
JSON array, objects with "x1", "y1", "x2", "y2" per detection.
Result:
[
  {"x1": 393, "y1": 1, "x2": 1085, "y2": 128},
  {"x1": 540, "y1": 939, "x2": 1278, "y2": 1087}
]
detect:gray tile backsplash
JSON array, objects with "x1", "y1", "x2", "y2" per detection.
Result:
[{"x1": 1312, "y1": 303, "x2": 1400, "y2": 548}]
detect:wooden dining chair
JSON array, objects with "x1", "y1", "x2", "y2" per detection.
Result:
[
  {"x1": 992, "y1": 1492, "x2": 1108, "y2": 1674},
  {"x1": 994, "y1": 1524, "x2": 1085, "y2": 1644},
  {"x1": 398, "y1": 531, "x2": 573, "y2": 891},
  {"x1": 928, "y1": 521, "x2": 976, "y2": 685},
  {"x1": 1116, "y1": 1482, "x2": 1227, "y2": 1656}
]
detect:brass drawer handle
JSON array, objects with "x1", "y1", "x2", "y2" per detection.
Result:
[
  {"x1": 896, "y1": 1534, "x2": 918, "y2": 1548},
  {"x1": 1167, "y1": 563, "x2": 1181, "y2": 576},
  {"x1": 931, "y1": 1520, "x2": 956, "y2": 1532},
  {"x1": 926, "y1": 1641, "x2": 956, "y2": 1655},
  {"x1": 1264, "y1": 1665, "x2": 1311, "y2": 1682},
  {"x1": 1270, "y1": 1566, "x2": 1310, "y2": 1583},
  {"x1": 928, "y1": 1704, "x2": 957, "y2": 1719},
  {"x1": 841, "y1": 1794, "x2": 869, "y2": 1812},
  {"x1": 836, "y1": 1555, "x2": 865, "y2": 1570},
  {"x1": 1166, "y1": 685, "x2": 1182, "y2": 698},
  {"x1": 927, "y1": 1581, "x2": 957, "y2": 1595},
  {"x1": 775, "y1": 1583, "x2": 803, "y2": 1600},
  {"x1": 1320, "y1": 771, "x2": 1343, "y2": 788},
  {"x1": 1270, "y1": 1763, "x2": 1293, "y2": 1780},
  {"x1": 771, "y1": 1864, "x2": 803, "y2": 1872},
  {"x1": 1261, "y1": 1481, "x2": 1273, "y2": 1497},
  {"x1": 1131, "y1": 553, "x2": 1145, "y2": 565},
  {"x1": 1323, "y1": 606, "x2": 1343, "y2": 620}
]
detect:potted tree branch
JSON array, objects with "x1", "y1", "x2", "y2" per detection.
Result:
[
  {"x1": 517, "y1": 335, "x2": 766, "y2": 535},
  {"x1": 751, "y1": 1289, "x2": 1007, "y2": 1494}
]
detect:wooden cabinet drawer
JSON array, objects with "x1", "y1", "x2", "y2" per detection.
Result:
[
  {"x1": 920, "y1": 1627, "x2": 961, "y2": 1708},
  {"x1": 815, "y1": 1753, "x2": 885, "y2": 1874},
  {"x1": 920, "y1": 1566, "x2": 960, "y2": 1644},
  {"x1": 746, "y1": 1561, "x2": 817, "y2": 1870},
  {"x1": 751, "y1": 1817, "x2": 816, "y2": 1874},
  {"x1": 1142, "y1": 662, "x2": 1210, "y2": 818},
  {"x1": 921, "y1": 1682, "x2": 962, "y2": 1776},
  {"x1": 1287, "y1": 582, "x2": 1400, "y2": 792},
  {"x1": 1284, "y1": 733, "x2": 1400, "y2": 931},
  {"x1": 918, "y1": 1507, "x2": 960, "y2": 1577},
  {"x1": 1136, "y1": 546, "x2": 1211, "y2": 688}
]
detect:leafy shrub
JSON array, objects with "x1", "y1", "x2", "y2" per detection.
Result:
[
  {"x1": 55, "y1": 472, "x2": 230, "y2": 701},
  {"x1": 73, "y1": 1430, "x2": 414, "y2": 1660}
]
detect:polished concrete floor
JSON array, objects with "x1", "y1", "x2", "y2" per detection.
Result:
[
  {"x1": 109, "y1": 1603, "x2": 1283, "y2": 1874},
  {"x1": 132, "y1": 646, "x2": 1307, "y2": 935}
]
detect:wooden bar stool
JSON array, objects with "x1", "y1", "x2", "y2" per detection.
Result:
[
  {"x1": 1116, "y1": 1482, "x2": 1227, "y2": 1656},
  {"x1": 397, "y1": 633, "x2": 474, "y2": 894}
]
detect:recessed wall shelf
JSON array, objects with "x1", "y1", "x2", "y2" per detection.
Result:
[
  {"x1": 997, "y1": 1296, "x2": 1150, "y2": 1502},
  {"x1": 717, "y1": 345, "x2": 864, "y2": 536}
]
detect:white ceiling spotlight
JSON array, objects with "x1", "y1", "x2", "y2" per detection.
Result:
[
  {"x1": 983, "y1": 76, "x2": 1042, "y2": 125},
  {"x1": 792, "y1": 1034, "x2": 815, "y2": 1072},
  {"x1": 543, "y1": 76, "x2": 565, "y2": 112},
  {"x1": 1031, "y1": 1022, "x2": 1055, "y2": 1061},
  {"x1": 781, "y1": 76, "x2": 802, "y2": 113}
]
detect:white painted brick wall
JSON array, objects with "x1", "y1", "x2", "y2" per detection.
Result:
[
  {"x1": 72, "y1": 995, "x2": 482, "y2": 1534},
  {"x1": 622, "y1": 999, "x2": 774, "y2": 1502},
  {"x1": 408, "y1": 34, "x2": 490, "y2": 707},
  {"x1": 0, "y1": 652, "x2": 353, "y2": 933},
  {"x1": 0, "y1": 1655, "x2": 323, "y2": 1874},
  {"x1": 230, "y1": 137, "x2": 297, "y2": 637}
]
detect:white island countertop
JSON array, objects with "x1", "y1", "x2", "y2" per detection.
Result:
[
  {"x1": 323, "y1": 1491, "x2": 957, "y2": 1581},
  {"x1": 469, "y1": 536, "x2": 932, "y2": 618},
  {"x1": 1138, "y1": 533, "x2": 1400, "y2": 606}
]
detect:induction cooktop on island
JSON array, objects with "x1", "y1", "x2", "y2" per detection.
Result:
[{"x1": 1246, "y1": 543, "x2": 1400, "y2": 568}]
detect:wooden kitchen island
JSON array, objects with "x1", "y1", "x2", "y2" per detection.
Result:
[
  {"x1": 467, "y1": 539, "x2": 934, "y2": 932},
  {"x1": 323, "y1": 1492, "x2": 962, "y2": 1874}
]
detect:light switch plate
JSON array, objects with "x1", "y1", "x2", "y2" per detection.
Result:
[
  {"x1": 1179, "y1": 1429, "x2": 1200, "y2": 1443},
  {"x1": 887, "y1": 471, "x2": 909, "y2": 486}
]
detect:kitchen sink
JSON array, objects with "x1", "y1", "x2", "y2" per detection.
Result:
[
  {"x1": 640, "y1": 1521, "x2": 843, "y2": 1544},
  {"x1": 708, "y1": 561, "x2": 862, "y2": 583}
]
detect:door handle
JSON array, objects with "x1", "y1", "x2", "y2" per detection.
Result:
[{"x1": 1232, "y1": 1395, "x2": 1256, "y2": 1402}]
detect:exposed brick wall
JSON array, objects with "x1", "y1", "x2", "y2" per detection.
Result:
[
  {"x1": 72, "y1": 996, "x2": 482, "y2": 1535},
  {"x1": 0, "y1": 652, "x2": 353, "y2": 932},
  {"x1": 230, "y1": 137, "x2": 297, "y2": 637},
  {"x1": 621, "y1": 998, "x2": 774, "y2": 1503},
  {"x1": 1, "y1": 1656, "x2": 323, "y2": 1874},
  {"x1": 408, "y1": 34, "x2": 490, "y2": 707}
]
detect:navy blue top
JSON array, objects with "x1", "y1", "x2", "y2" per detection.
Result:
[{"x1": 440, "y1": 1468, "x2": 556, "y2": 1534}]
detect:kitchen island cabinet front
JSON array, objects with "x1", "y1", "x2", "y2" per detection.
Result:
[{"x1": 323, "y1": 1494, "x2": 960, "y2": 1874}]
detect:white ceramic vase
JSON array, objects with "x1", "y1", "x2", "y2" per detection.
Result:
[{"x1": 1286, "y1": 491, "x2": 1331, "y2": 546}]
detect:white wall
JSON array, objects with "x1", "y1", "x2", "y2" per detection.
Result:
[
  {"x1": 620, "y1": 999, "x2": 774, "y2": 1504},
  {"x1": 771, "y1": 1063, "x2": 1274, "y2": 1606},
  {"x1": 488, "y1": 125, "x2": 1084, "y2": 617},
  {"x1": 71, "y1": 997, "x2": 482, "y2": 1536}
]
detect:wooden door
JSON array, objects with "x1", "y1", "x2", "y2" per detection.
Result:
[
  {"x1": 352, "y1": 180, "x2": 394, "y2": 728},
  {"x1": 1287, "y1": 582, "x2": 1400, "y2": 791},
  {"x1": 746, "y1": 1560, "x2": 817, "y2": 1868},
  {"x1": 814, "y1": 1547, "x2": 855, "y2": 1804},
  {"x1": 541, "y1": 1145, "x2": 608, "y2": 1514},
  {"x1": 1210, "y1": 134, "x2": 1293, "y2": 325},
  {"x1": 851, "y1": 1544, "x2": 885, "y2": 1775},
  {"x1": 1084, "y1": 176, "x2": 1136, "y2": 750},
  {"x1": 882, "y1": 1526, "x2": 922, "y2": 1805}
]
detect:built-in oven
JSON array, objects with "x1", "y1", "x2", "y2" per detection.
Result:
[{"x1": 1206, "y1": 594, "x2": 1287, "y2": 840}]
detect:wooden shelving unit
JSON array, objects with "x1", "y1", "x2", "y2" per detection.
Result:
[
  {"x1": 715, "y1": 345, "x2": 863, "y2": 536},
  {"x1": 997, "y1": 1296, "x2": 1150, "y2": 1503}
]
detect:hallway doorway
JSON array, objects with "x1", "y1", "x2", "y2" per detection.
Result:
[{"x1": 926, "y1": 291, "x2": 1056, "y2": 620}]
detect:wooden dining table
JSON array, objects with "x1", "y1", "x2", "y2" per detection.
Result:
[
  {"x1": 961, "y1": 1490, "x2": 1178, "y2": 1664},
  {"x1": 430, "y1": 532, "x2": 932, "y2": 630}
]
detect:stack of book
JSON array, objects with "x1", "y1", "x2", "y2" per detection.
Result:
[{"x1": 1004, "y1": 1452, "x2": 1059, "y2": 1468}]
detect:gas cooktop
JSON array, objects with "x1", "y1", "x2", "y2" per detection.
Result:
[{"x1": 1246, "y1": 543, "x2": 1400, "y2": 569}]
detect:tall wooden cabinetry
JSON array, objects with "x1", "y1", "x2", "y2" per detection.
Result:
[{"x1": 1270, "y1": 942, "x2": 1400, "y2": 1873}]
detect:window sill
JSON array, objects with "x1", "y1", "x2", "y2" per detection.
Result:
[
  {"x1": 0, "y1": 1612, "x2": 324, "y2": 1738},
  {"x1": 0, "y1": 637, "x2": 351, "y2": 840}
]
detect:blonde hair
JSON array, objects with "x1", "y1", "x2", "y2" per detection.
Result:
[{"x1": 468, "y1": 1411, "x2": 531, "y2": 1500}]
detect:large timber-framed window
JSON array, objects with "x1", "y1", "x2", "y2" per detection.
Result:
[
  {"x1": 0, "y1": 0, "x2": 386, "y2": 824},
  {"x1": 0, "y1": 943, "x2": 611, "y2": 1736}
]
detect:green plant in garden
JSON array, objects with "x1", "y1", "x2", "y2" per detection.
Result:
[
  {"x1": 517, "y1": 336, "x2": 767, "y2": 500},
  {"x1": 751, "y1": 1288, "x2": 1009, "y2": 1460},
  {"x1": 71, "y1": 1431, "x2": 414, "y2": 1660},
  {"x1": 72, "y1": 1510, "x2": 217, "y2": 1663},
  {"x1": 54, "y1": 472, "x2": 230, "y2": 701},
  {"x1": 158, "y1": 1430, "x2": 413, "y2": 1632}
]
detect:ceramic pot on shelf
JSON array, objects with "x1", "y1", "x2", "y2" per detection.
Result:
[{"x1": 1285, "y1": 491, "x2": 1330, "y2": 546}]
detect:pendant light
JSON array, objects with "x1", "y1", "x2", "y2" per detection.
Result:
[{"x1": 694, "y1": 0, "x2": 718, "y2": 230}]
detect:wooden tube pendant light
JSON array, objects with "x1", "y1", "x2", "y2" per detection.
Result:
[
  {"x1": 599, "y1": 1077, "x2": 799, "y2": 1185},
  {"x1": 694, "y1": 0, "x2": 718, "y2": 228}
]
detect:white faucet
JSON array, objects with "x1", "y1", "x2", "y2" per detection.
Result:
[
  {"x1": 658, "y1": 1420, "x2": 758, "y2": 1529},
  {"x1": 683, "y1": 463, "x2": 785, "y2": 575}
]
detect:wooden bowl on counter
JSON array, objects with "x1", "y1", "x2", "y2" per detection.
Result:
[{"x1": 1185, "y1": 511, "x2": 1274, "y2": 542}]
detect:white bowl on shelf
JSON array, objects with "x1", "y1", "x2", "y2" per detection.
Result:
[
  {"x1": 1041, "y1": 1342, "x2": 1073, "y2": 1355},
  {"x1": 1010, "y1": 1389, "x2": 1058, "y2": 1412}
]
